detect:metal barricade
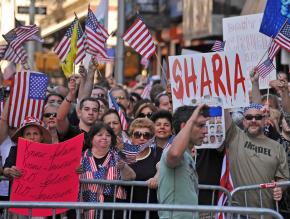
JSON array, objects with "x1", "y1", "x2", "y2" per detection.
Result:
[
  {"x1": 0, "y1": 201, "x2": 284, "y2": 219},
  {"x1": 231, "y1": 181, "x2": 290, "y2": 218},
  {"x1": 80, "y1": 179, "x2": 232, "y2": 219},
  {"x1": 80, "y1": 179, "x2": 232, "y2": 205}
]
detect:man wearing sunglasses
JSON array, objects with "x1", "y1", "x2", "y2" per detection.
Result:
[{"x1": 224, "y1": 103, "x2": 289, "y2": 214}]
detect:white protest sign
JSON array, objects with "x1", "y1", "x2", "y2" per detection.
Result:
[
  {"x1": 168, "y1": 51, "x2": 250, "y2": 110},
  {"x1": 223, "y1": 14, "x2": 276, "y2": 89}
]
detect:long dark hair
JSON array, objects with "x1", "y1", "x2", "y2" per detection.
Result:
[{"x1": 86, "y1": 121, "x2": 117, "y2": 149}]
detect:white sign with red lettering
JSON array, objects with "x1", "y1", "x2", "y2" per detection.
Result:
[
  {"x1": 223, "y1": 14, "x2": 276, "y2": 89},
  {"x1": 168, "y1": 51, "x2": 250, "y2": 110}
]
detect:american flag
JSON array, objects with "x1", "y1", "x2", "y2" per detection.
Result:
[
  {"x1": 108, "y1": 92, "x2": 128, "y2": 131},
  {"x1": 217, "y1": 150, "x2": 234, "y2": 219},
  {"x1": 3, "y1": 24, "x2": 39, "y2": 50},
  {"x1": 274, "y1": 22, "x2": 290, "y2": 52},
  {"x1": 268, "y1": 40, "x2": 280, "y2": 60},
  {"x1": 85, "y1": 7, "x2": 109, "y2": 58},
  {"x1": 0, "y1": 90, "x2": 4, "y2": 117},
  {"x1": 54, "y1": 18, "x2": 85, "y2": 64},
  {"x1": 0, "y1": 44, "x2": 28, "y2": 64},
  {"x1": 122, "y1": 17, "x2": 156, "y2": 60},
  {"x1": 95, "y1": 48, "x2": 114, "y2": 63},
  {"x1": 255, "y1": 58, "x2": 275, "y2": 78},
  {"x1": 121, "y1": 137, "x2": 155, "y2": 164},
  {"x1": 211, "y1": 40, "x2": 226, "y2": 52},
  {"x1": 141, "y1": 78, "x2": 153, "y2": 99},
  {"x1": 8, "y1": 71, "x2": 48, "y2": 128}
]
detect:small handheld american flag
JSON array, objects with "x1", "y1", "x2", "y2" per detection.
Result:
[
  {"x1": 108, "y1": 92, "x2": 128, "y2": 131},
  {"x1": 122, "y1": 17, "x2": 156, "y2": 61},
  {"x1": 211, "y1": 41, "x2": 226, "y2": 52},
  {"x1": 8, "y1": 71, "x2": 48, "y2": 128},
  {"x1": 255, "y1": 58, "x2": 275, "y2": 79}
]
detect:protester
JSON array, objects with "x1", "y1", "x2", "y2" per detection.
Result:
[
  {"x1": 102, "y1": 109, "x2": 122, "y2": 137},
  {"x1": 127, "y1": 118, "x2": 162, "y2": 219},
  {"x1": 151, "y1": 110, "x2": 173, "y2": 149},
  {"x1": 96, "y1": 97, "x2": 109, "y2": 120},
  {"x1": 91, "y1": 85, "x2": 108, "y2": 99},
  {"x1": 134, "y1": 102, "x2": 157, "y2": 119},
  {"x1": 154, "y1": 92, "x2": 173, "y2": 113},
  {"x1": 158, "y1": 104, "x2": 209, "y2": 219},
  {"x1": 42, "y1": 103, "x2": 60, "y2": 143},
  {"x1": 56, "y1": 76, "x2": 100, "y2": 151},
  {"x1": 80, "y1": 122, "x2": 135, "y2": 219}
]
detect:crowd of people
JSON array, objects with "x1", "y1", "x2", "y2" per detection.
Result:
[{"x1": 0, "y1": 58, "x2": 290, "y2": 219}]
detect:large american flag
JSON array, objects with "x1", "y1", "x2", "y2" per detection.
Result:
[
  {"x1": 274, "y1": 22, "x2": 290, "y2": 52},
  {"x1": 217, "y1": 150, "x2": 234, "y2": 219},
  {"x1": 2, "y1": 24, "x2": 39, "y2": 50},
  {"x1": 211, "y1": 40, "x2": 226, "y2": 52},
  {"x1": 108, "y1": 92, "x2": 128, "y2": 131},
  {"x1": 85, "y1": 7, "x2": 109, "y2": 58},
  {"x1": 122, "y1": 17, "x2": 156, "y2": 60},
  {"x1": 0, "y1": 44, "x2": 28, "y2": 64},
  {"x1": 8, "y1": 71, "x2": 48, "y2": 128},
  {"x1": 267, "y1": 40, "x2": 280, "y2": 60},
  {"x1": 54, "y1": 18, "x2": 85, "y2": 64},
  {"x1": 255, "y1": 58, "x2": 275, "y2": 78}
]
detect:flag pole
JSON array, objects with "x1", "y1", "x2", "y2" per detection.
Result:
[
  {"x1": 154, "y1": 51, "x2": 165, "y2": 77},
  {"x1": 254, "y1": 18, "x2": 288, "y2": 69}
]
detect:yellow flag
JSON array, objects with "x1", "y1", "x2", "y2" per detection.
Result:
[{"x1": 61, "y1": 22, "x2": 78, "y2": 78}]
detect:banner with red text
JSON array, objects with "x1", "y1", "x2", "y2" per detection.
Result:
[
  {"x1": 168, "y1": 51, "x2": 250, "y2": 110},
  {"x1": 223, "y1": 14, "x2": 276, "y2": 89},
  {"x1": 10, "y1": 134, "x2": 84, "y2": 216}
]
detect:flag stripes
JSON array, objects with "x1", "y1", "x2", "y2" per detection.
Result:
[
  {"x1": 8, "y1": 71, "x2": 48, "y2": 128},
  {"x1": 122, "y1": 18, "x2": 155, "y2": 60}
]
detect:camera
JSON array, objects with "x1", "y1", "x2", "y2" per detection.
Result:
[{"x1": 201, "y1": 106, "x2": 222, "y2": 117}]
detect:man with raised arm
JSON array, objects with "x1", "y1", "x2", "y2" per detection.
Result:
[{"x1": 158, "y1": 104, "x2": 209, "y2": 219}]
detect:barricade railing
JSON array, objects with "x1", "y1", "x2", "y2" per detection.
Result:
[
  {"x1": 80, "y1": 179, "x2": 232, "y2": 219},
  {"x1": 80, "y1": 179, "x2": 232, "y2": 205},
  {"x1": 231, "y1": 181, "x2": 290, "y2": 214},
  {"x1": 0, "y1": 201, "x2": 284, "y2": 219}
]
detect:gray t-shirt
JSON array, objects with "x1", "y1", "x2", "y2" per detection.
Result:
[
  {"x1": 226, "y1": 123, "x2": 289, "y2": 210},
  {"x1": 157, "y1": 147, "x2": 199, "y2": 219}
]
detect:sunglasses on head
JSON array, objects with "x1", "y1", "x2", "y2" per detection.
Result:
[
  {"x1": 43, "y1": 113, "x2": 57, "y2": 118},
  {"x1": 138, "y1": 112, "x2": 153, "y2": 118},
  {"x1": 244, "y1": 114, "x2": 264, "y2": 121},
  {"x1": 133, "y1": 131, "x2": 152, "y2": 140}
]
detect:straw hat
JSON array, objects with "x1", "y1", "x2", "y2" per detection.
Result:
[{"x1": 11, "y1": 116, "x2": 52, "y2": 144}]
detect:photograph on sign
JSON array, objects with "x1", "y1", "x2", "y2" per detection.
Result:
[
  {"x1": 168, "y1": 51, "x2": 250, "y2": 111},
  {"x1": 223, "y1": 13, "x2": 276, "y2": 89},
  {"x1": 196, "y1": 96, "x2": 225, "y2": 149}
]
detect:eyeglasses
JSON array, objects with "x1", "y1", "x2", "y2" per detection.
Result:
[
  {"x1": 133, "y1": 131, "x2": 152, "y2": 140},
  {"x1": 138, "y1": 112, "x2": 153, "y2": 118},
  {"x1": 43, "y1": 113, "x2": 57, "y2": 118},
  {"x1": 244, "y1": 114, "x2": 264, "y2": 121},
  {"x1": 114, "y1": 96, "x2": 126, "y2": 100}
]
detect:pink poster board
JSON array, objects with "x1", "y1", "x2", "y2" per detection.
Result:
[{"x1": 10, "y1": 133, "x2": 84, "y2": 216}]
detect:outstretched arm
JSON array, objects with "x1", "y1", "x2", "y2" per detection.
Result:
[{"x1": 166, "y1": 104, "x2": 206, "y2": 168}]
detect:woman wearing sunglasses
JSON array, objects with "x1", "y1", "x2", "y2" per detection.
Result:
[
  {"x1": 127, "y1": 118, "x2": 162, "y2": 219},
  {"x1": 42, "y1": 103, "x2": 60, "y2": 143},
  {"x1": 81, "y1": 122, "x2": 136, "y2": 219},
  {"x1": 134, "y1": 102, "x2": 157, "y2": 119}
]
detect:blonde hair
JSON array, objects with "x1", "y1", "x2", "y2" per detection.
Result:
[{"x1": 128, "y1": 118, "x2": 155, "y2": 136}]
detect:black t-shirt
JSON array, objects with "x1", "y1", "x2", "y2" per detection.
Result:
[
  {"x1": 127, "y1": 147, "x2": 162, "y2": 219},
  {"x1": 4, "y1": 146, "x2": 17, "y2": 168},
  {"x1": 196, "y1": 148, "x2": 224, "y2": 205},
  {"x1": 59, "y1": 124, "x2": 90, "y2": 151},
  {"x1": 93, "y1": 153, "x2": 108, "y2": 167}
]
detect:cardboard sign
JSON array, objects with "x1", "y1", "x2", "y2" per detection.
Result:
[
  {"x1": 168, "y1": 51, "x2": 250, "y2": 110},
  {"x1": 223, "y1": 14, "x2": 276, "y2": 89},
  {"x1": 10, "y1": 134, "x2": 84, "y2": 216}
]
